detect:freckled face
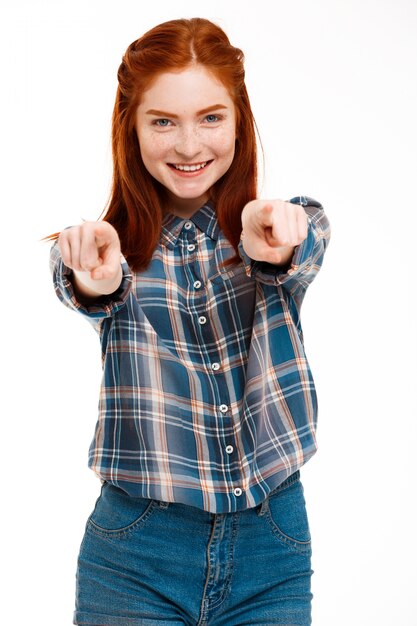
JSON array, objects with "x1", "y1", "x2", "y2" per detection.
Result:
[{"x1": 135, "y1": 65, "x2": 236, "y2": 217}]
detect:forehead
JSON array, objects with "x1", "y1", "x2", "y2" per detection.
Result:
[{"x1": 138, "y1": 65, "x2": 234, "y2": 112}]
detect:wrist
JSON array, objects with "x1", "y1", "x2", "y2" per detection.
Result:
[{"x1": 72, "y1": 264, "x2": 123, "y2": 298}]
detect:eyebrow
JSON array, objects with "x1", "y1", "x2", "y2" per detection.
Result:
[{"x1": 145, "y1": 104, "x2": 229, "y2": 118}]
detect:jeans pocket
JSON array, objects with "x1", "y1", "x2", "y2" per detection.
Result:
[
  {"x1": 265, "y1": 478, "x2": 312, "y2": 554},
  {"x1": 87, "y1": 482, "x2": 157, "y2": 539}
]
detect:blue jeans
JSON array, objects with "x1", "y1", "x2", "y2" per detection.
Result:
[{"x1": 74, "y1": 471, "x2": 312, "y2": 625}]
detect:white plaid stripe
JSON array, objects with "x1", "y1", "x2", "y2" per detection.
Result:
[{"x1": 50, "y1": 198, "x2": 330, "y2": 513}]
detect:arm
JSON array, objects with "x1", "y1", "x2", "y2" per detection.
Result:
[
  {"x1": 239, "y1": 196, "x2": 330, "y2": 304},
  {"x1": 58, "y1": 221, "x2": 123, "y2": 297},
  {"x1": 50, "y1": 221, "x2": 132, "y2": 319},
  {"x1": 240, "y1": 197, "x2": 308, "y2": 267}
]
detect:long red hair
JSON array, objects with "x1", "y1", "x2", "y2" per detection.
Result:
[{"x1": 51, "y1": 18, "x2": 259, "y2": 271}]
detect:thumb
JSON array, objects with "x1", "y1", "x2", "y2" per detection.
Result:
[
  {"x1": 89, "y1": 250, "x2": 121, "y2": 281},
  {"x1": 97, "y1": 246, "x2": 122, "y2": 276}
]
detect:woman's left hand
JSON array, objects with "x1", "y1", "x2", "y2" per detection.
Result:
[{"x1": 240, "y1": 199, "x2": 308, "y2": 266}]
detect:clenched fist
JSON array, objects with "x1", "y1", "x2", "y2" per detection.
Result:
[
  {"x1": 240, "y1": 199, "x2": 308, "y2": 266},
  {"x1": 58, "y1": 221, "x2": 122, "y2": 297}
]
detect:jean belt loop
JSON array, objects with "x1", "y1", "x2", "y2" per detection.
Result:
[{"x1": 258, "y1": 496, "x2": 270, "y2": 517}]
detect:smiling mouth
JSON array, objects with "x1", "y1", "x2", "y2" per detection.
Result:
[{"x1": 168, "y1": 160, "x2": 212, "y2": 172}]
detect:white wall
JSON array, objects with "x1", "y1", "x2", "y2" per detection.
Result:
[{"x1": 2, "y1": 0, "x2": 416, "y2": 624}]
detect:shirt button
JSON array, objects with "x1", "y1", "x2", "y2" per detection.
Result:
[
  {"x1": 226, "y1": 445, "x2": 234, "y2": 454},
  {"x1": 184, "y1": 221, "x2": 193, "y2": 230},
  {"x1": 198, "y1": 316, "x2": 207, "y2": 325},
  {"x1": 211, "y1": 362, "x2": 220, "y2": 371},
  {"x1": 194, "y1": 280, "x2": 202, "y2": 289},
  {"x1": 187, "y1": 244, "x2": 196, "y2": 252},
  {"x1": 219, "y1": 404, "x2": 228, "y2": 413},
  {"x1": 234, "y1": 487, "x2": 243, "y2": 497}
]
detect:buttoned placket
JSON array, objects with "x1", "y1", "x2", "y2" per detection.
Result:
[{"x1": 182, "y1": 220, "x2": 243, "y2": 505}]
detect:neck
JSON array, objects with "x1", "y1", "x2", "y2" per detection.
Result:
[{"x1": 163, "y1": 192, "x2": 210, "y2": 219}]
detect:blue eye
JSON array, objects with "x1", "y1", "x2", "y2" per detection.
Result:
[
  {"x1": 206, "y1": 114, "x2": 218, "y2": 123},
  {"x1": 155, "y1": 119, "x2": 170, "y2": 127}
]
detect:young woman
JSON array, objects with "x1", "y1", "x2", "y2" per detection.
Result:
[{"x1": 50, "y1": 17, "x2": 330, "y2": 626}]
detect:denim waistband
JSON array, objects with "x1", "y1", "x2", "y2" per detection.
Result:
[{"x1": 152, "y1": 470, "x2": 302, "y2": 515}]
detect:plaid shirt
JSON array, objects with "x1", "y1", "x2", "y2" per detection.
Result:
[{"x1": 50, "y1": 196, "x2": 330, "y2": 513}]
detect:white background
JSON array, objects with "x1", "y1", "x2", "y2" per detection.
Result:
[{"x1": 2, "y1": 0, "x2": 416, "y2": 624}]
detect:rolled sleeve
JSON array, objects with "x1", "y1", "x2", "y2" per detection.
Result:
[
  {"x1": 238, "y1": 196, "x2": 331, "y2": 302},
  {"x1": 49, "y1": 240, "x2": 133, "y2": 321}
]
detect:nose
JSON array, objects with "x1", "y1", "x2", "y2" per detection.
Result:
[{"x1": 174, "y1": 126, "x2": 202, "y2": 161}]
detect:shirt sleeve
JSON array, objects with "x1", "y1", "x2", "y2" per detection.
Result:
[
  {"x1": 237, "y1": 196, "x2": 331, "y2": 306},
  {"x1": 49, "y1": 240, "x2": 133, "y2": 321}
]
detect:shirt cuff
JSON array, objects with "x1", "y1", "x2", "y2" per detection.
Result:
[
  {"x1": 52, "y1": 247, "x2": 133, "y2": 319},
  {"x1": 237, "y1": 196, "x2": 322, "y2": 287}
]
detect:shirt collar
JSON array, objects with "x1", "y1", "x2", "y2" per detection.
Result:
[{"x1": 160, "y1": 200, "x2": 220, "y2": 249}]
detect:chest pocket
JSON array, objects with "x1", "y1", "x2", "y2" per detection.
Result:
[{"x1": 208, "y1": 264, "x2": 257, "y2": 333}]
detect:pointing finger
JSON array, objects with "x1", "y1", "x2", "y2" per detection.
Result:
[
  {"x1": 80, "y1": 225, "x2": 102, "y2": 272},
  {"x1": 258, "y1": 203, "x2": 274, "y2": 227}
]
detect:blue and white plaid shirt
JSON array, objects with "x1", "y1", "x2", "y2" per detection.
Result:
[{"x1": 50, "y1": 196, "x2": 330, "y2": 513}]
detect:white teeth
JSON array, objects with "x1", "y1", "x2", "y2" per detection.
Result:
[{"x1": 173, "y1": 162, "x2": 207, "y2": 172}]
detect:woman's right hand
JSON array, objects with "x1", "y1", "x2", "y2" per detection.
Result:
[{"x1": 58, "y1": 221, "x2": 123, "y2": 296}]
